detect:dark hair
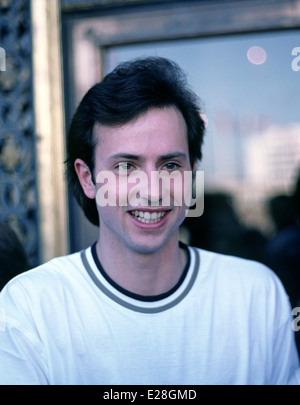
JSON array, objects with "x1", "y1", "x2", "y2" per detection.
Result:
[
  {"x1": 66, "y1": 57, "x2": 206, "y2": 226},
  {"x1": 0, "y1": 221, "x2": 29, "y2": 290}
]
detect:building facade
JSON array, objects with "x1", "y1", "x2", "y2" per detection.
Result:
[{"x1": 0, "y1": 0, "x2": 299, "y2": 265}]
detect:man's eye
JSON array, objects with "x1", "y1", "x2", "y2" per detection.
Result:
[
  {"x1": 117, "y1": 162, "x2": 134, "y2": 171},
  {"x1": 163, "y1": 162, "x2": 180, "y2": 170}
]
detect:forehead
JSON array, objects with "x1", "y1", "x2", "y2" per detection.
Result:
[{"x1": 93, "y1": 107, "x2": 189, "y2": 158}]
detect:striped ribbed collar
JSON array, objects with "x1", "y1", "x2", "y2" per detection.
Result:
[{"x1": 80, "y1": 244, "x2": 200, "y2": 314}]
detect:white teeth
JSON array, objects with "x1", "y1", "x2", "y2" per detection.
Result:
[
  {"x1": 130, "y1": 210, "x2": 167, "y2": 223},
  {"x1": 144, "y1": 212, "x2": 151, "y2": 220}
]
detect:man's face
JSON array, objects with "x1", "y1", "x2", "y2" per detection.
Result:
[{"x1": 93, "y1": 106, "x2": 192, "y2": 254}]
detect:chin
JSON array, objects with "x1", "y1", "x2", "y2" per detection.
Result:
[
  {"x1": 125, "y1": 233, "x2": 175, "y2": 255},
  {"x1": 129, "y1": 242, "x2": 163, "y2": 255}
]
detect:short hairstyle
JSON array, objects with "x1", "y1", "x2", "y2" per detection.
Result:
[{"x1": 66, "y1": 57, "x2": 206, "y2": 226}]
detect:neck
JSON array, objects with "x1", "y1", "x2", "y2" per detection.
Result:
[{"x1": 95, "y1": 233, "x2": 187, "y2": 296}]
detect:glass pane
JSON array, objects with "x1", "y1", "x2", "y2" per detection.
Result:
[{"x1": 104, "y1": 31, "x2": 300, "y2": 235}]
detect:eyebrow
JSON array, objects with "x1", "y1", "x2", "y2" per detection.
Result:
[{"x1": 109, "y1": 152, "x2": 188, "y2": 162}]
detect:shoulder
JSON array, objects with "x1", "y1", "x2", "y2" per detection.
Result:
[
  {"x1": 193, "y1": 246, "x2": 272, "y2": 275},
  {"x1": 191, "y1": 246, "x2": 288, "y2": 298},
  {"x1": 0, "y1": 249, "x2": 91, "y2": 331},
  {"x1": 0, "y1": 250, "x2": 84, "y2": 300},
  {"x1": 190, "y1": 246, "x2": 292, "y2": 329}
]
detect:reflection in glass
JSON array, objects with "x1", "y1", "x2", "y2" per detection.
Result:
[{"x1": 104, "y1": 31, "x2": 300, "y2": 234}]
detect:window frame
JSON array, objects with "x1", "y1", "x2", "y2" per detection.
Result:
[{"x1": 61, "y1": 0, "x2": 300, "y2": 252}]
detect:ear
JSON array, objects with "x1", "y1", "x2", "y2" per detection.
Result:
[{"x1": 74, "y1": 158, "x2": 96, "y2": 199}]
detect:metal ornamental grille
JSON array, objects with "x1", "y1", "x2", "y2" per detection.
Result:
[{"x1": 0, "y1": 0, "x2": 40, "y2": 266}]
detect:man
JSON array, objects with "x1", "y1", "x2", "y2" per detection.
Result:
[{"x1": 0, "y1": 57, "x2": 299, "y2": 384}]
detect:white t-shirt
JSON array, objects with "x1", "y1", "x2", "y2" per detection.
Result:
[{"x1": 0, "y1": 244, "x2": 299, "y2": 385}]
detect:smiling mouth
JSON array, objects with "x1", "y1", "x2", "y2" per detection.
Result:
[{"x1": 129, "y1": 210, "x2": 169, "y2": 224}]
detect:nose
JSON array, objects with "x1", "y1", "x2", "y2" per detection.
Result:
[
  {"x1": 146, "y1": 170, "x2": 162, "y2": 206},
  {"x1": 127, "y1": 168, "x2": 163, "y2": 207}
]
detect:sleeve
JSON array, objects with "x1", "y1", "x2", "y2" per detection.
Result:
[
  {"x1": 271, "y1": 310, "x2": 299, "y2": 384},
  {"x1": 268, "y1": 274, "x2": 300, "y2": 384},
  {"x1": 288, "y1": 367, "x2": 300, "y2": 385},
  {"x1": 0, "y1": 281, "x2": 49, "y2": 385}
]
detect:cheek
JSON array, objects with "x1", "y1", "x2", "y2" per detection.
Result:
[
  {"x1": 118, "y1": 172, "x2": 150, "y2": 207},
  {"x1": 97, "y1": 205, "x2": 122, "y2": 230},
  {"x1": 95, "y1": 170, "x2": 118, "y2": 208},
  {"x1": 170, "y1": 174, "x2": 184, "y2": 207},
  {"x1": 116, "y1": 176, "x2": 130, "y2": 206},
  {"x1": 162, "y1": 172, "x2": 190, "y2": 208},
  {"x1": 182, "y1": 171, "x2": 194, "y2": 208},
  {"x1": 95, "y1": 174, "x2": 145, "y2": 208}
]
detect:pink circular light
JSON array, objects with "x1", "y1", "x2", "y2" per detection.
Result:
[{"x1": 247, "y1": 46, "x2": 267, "y2": 65}]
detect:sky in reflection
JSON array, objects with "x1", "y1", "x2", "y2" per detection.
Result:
[{"x1": 105, "y1": 30, "x2": 300, "y2": 229}]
